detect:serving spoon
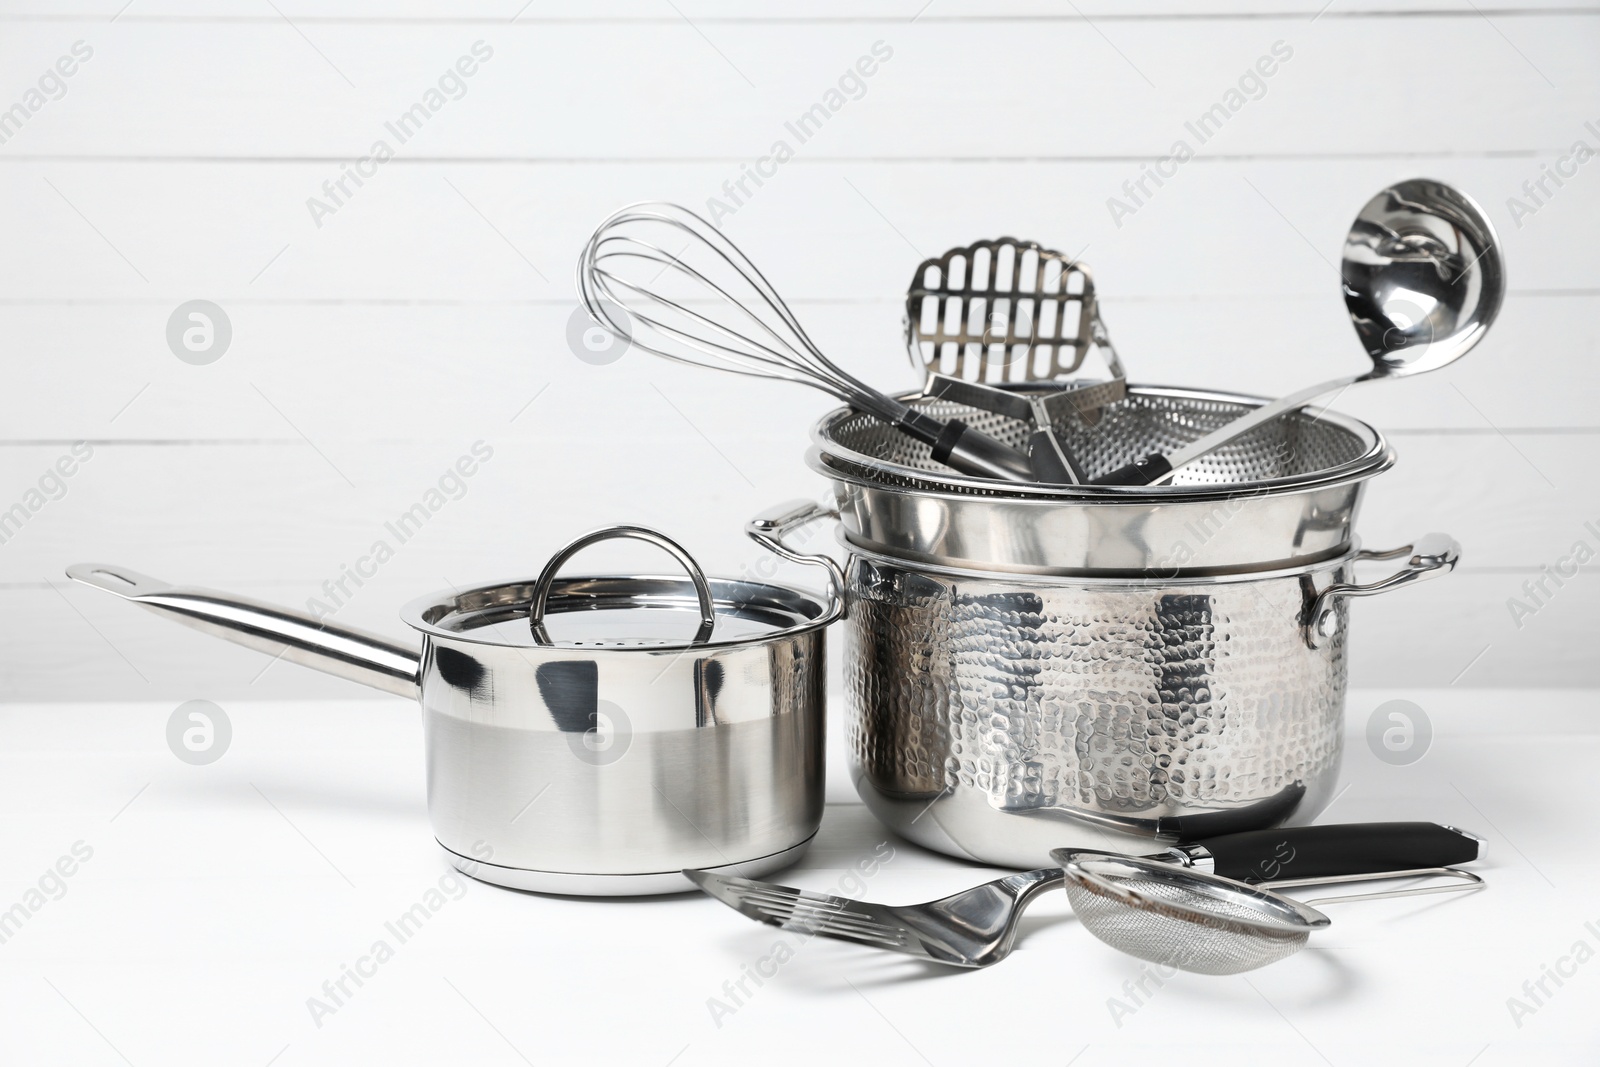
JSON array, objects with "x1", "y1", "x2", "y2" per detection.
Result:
[{"x1": 1094, "y1": 178, "x2": 1505, "y2": 486}]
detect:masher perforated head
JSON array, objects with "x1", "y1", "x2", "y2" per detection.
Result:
[
  {"x1": 905, "y1": 237, "x2": 1122, "y2": 386},
  {"x1": 1061, "y1": 854, "x2": 1331, "y2": 976}
]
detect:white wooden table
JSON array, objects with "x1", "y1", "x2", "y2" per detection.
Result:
[{"x1": 1, "y1": 689, "x2": 1594, "y2": 1065}]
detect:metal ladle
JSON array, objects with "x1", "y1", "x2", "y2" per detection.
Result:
[{"x1": 1094, "y1": 178, "x2": 1505, "y2": 486}]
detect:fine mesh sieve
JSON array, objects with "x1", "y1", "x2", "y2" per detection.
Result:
[
  {"x1": 1061, "y1": 854, "x2": 1485, "y2": 976},
  {"x1": 814, "y1": 384, "x2": 1390, "y2": 497}
]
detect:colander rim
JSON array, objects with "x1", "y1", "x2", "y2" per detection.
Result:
[{"x1": 809, "y1": 382, "x2": 1395, "y2": 500}]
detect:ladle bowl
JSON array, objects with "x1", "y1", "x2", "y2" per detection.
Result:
[{"x1": 1342, "y1": 177, "x2": 1504, "y2": 377}]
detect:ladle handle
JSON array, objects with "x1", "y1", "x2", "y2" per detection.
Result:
[{"x1": 1093, "y1": 374, "x2": 1360, "y2": 486}]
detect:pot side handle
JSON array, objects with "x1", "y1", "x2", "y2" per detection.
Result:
[
  {"x1": 745, "y1": 500, "x2": 847, "y2": 623},
  {"x1": 1303, "y1": 533, "x2": 1462, "y2": 649},
  {"x1": 65, "y1": 563, "x2": 421, "y2": 698}
]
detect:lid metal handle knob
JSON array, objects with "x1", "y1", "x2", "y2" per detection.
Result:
[{"x1": 528, "y1": 525, "x2": 717, "y2": 646}]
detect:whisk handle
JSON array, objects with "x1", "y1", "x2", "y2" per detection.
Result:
[
  {"x1": 1199, "y1": 822, "x2": 1483, "y2": 884},
  {"x1": 934, "y1": 421, "x2": 1039, "y2": 482},
  {"x1": 865, "y1": 398, "x2": 1042, "y2": 484}
]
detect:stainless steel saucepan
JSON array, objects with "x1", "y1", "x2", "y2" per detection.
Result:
[{"x1": 68, "y1": 515, "x2": 843, "y2": 896}]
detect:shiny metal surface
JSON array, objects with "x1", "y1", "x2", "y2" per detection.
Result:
[
  {"x1": 905, "y1": 237, "x2": 1128, "y2": 467},
  {"x1": 815, "y1": 383, "x2": 1393, "y2": 493},
  {"x1": 1305, "y1": 533, "x2": 1460, "y2": 648},
  {"x1": 416, "y1": 586, "x2": 827, "y2": 886},
  {"x1": 1138, "y1": 179, "x2": 1504, "y2": 484},
  {"x1": 682, "y1": 842, "x2": 1233, "y2": 969},
  {"x1": 923, "y1": 374, "x2": 1130, "y2": 443},
  {"x1": 528, "y1": 525, "x2": 717, "y2": 645},
  {"x1": 745, "y1": 498, "x2": 848, "y2": 616},
  {"x1": 450, "y1": 837, "x2": 816, "y2": 897},
  {"x1": 690, "y1": 823, "x2": 1480, "y2": 968},
  {"x1": 811, "y1": 386, "x2": 1394, "y2": 574},
  {"x1": 820, "y1": 456, "x2": 1376, "y2": 577},
  {"x1": 823, "y1": 538, "x2": 1457, "y2": 869},
  {"x1": 1343, "y1": 178, "x2": 1504, "y2": 374},
  {"x1": 1061, "y1": 854, "x2": 1483, "y2": 974},
  {"x1": 69, "y1": 536, "x2": 837, "y2": 896},
  {"x1": 925, "y1": 375, "x2": 1090, "y2": 485},
  {"x1": 577, "y1": 201, "x2": 1047, "y2": 484},
  {"x1": 906, "y1": 237, "x2": 1126, "y2": 387},
  {"x1": 685, "y1": 865, "x2": 1064, "y2": 968},
  {"x1": 66, "y1": 563, "x2": 419, "y2": 697}
]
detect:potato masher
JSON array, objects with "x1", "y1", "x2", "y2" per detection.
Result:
[{"x1": 905, "y1": 237, "x2": 1128, "y2": 482}]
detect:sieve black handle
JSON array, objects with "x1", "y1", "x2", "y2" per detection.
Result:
[
  {"x1": 1091, "y1": 452, "x2": 1172, "y2": 486},
  {"x1": 1203, "y1": 822, "x2": 1483, "y2": 884}
]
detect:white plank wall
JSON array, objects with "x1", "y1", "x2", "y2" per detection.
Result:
[{"x1": 2, "y1": 2, "x2": 1597, "y2": 699}]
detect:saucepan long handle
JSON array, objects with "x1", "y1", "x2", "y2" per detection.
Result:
[{"x1": 66, "y1": 563, "x2": 420, "y2": 698}]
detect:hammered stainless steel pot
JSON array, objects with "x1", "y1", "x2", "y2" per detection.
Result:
[
  {"x1": 764, "y1": 503, "x2": 1459, "y2": 869},
  {"x1": 67, "y1": 518, "x2": 842, "y2": 896}
]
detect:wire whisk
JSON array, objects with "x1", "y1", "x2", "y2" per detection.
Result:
[{"x1": 577, "y1": 202, "x2": 1058, "y2": 484}]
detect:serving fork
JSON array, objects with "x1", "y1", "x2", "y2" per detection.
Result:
[{"x1": 685, "y1": 865, "x2": 1063, "y2": 968}]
